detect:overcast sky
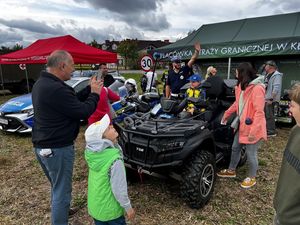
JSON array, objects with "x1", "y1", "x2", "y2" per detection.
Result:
[{"x1": 0, "y1": 0, "x2": 300, "y2": 47}]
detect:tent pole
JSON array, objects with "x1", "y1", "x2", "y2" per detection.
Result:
[
  {"x1": 227, "y1": 57, "x2": 231, "y2": 79},
  {"x1": 24, "y1": 66, "x2": 30, "y2": 93},
  {"x1": 0, "y1": 64, "x2": 5, "y2": 95}
]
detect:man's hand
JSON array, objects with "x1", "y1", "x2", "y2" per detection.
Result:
[
  {"x1": 90, "y1": 76, "x2": 103, "y2": 94},
  {"x1": 220, "y1": 117, "x2": 227, "y2": 125},
  {"x1": 194, "y1": 41, "x2": 201, "y2": 53},
  {"x1": 165, "y1": 85, "x2": 171, "y2": 98},
  {"x1": 126, "y1": 208, "x2": 135, "y2": 220},
  {"x1": 188, "y1": 41, "x2": 201, "y2": 67},
  {"x1": 187, "y1": 107, "x2": 195, "y2": 115}
]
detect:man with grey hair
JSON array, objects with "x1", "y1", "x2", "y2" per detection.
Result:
[
  {"x1": 264, "y1": 60, "x2": 282, "y2": 137},
  {"x1": 32, "y1": 50, "x2": 102, "y2": 225}
]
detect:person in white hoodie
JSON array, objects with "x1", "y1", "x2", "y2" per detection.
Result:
[{"x1": 84, "y1": 114, "x2": 135, "y2": 225}]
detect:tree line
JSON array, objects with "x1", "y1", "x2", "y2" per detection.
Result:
[
  {"x1": 89, "y1": 39, "x2": 140, "y2": 69},
  {"x1": 0, "y1": 43, "x2": 23, "y2": 55}
]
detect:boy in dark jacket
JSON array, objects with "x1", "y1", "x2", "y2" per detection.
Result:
[{"x1": 273, "y1": 83, "x2": 300, "y2": 225}]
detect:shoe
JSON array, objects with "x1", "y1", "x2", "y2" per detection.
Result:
[
  {"x1": 217, "y1": 169, "x2": 236, "y2": 178},
  {"x1": 241, "y1": 177, "x2": 256, "y2": 189},
  {"x1": 69, "y1": 208, "x2": 78, "y2": 218},
  {"x1": 267, "y1": 132, "x2": 277, "y2": 137}
]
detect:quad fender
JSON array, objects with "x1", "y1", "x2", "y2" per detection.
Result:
[{"x1": 182, "y1": 127, "x2": 216, "y2": 161}]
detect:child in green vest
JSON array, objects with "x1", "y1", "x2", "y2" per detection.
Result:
[{"x1": 84, "y1": 114, "x2": 135, "y2": 225}]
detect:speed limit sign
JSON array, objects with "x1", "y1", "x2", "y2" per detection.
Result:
[{"x1": 140, "y1": 55, "x2": 153, "y2": 72}]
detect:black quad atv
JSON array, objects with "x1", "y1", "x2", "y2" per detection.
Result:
[
  {"x1": 275, "y1": 92, "x2": 295, "y2": 126},
  {"x1": 114, "y1": 79, "x2": 246, "y2": 209}
]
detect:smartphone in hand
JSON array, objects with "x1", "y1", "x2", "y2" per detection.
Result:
[{"x1": 96, "y1": 70, "x2": 103, "y2": 81}]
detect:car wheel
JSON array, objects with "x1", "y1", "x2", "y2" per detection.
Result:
[{"x1": 180, "y1": 150, "x2": 216, "y2": 209}]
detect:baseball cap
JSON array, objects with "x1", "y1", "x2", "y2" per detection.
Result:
[
  {"x1": 187, "y1": 74, "x2": 202, "y2": 82},
  {"x1": 265, "y1": 60, "x2": 277, "y2": 68},
  {"x1": 85, "y1": 114, "x2": 110, "y2": 143},
  {"x1": 171, "y1": 55, "x2": 182, "y2": 63}
]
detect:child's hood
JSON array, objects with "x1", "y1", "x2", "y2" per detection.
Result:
[
  {"x1": 86, "y1": 138, "x2": 115, "y2": 153},
  {"x1": 85, "y1": 139, "x2": 121, "y2": 170}
]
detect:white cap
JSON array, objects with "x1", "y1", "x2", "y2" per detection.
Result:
[{"x1": 85, "y1": 114, "x2": 110, "y2": 143}]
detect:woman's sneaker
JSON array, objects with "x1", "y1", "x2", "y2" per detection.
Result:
[
  {"x1": 217, "y1": 169, "x2": 236, "y2": 178},
  {"x1": 241, "y1": 177, "x2": 256, "y2": 189}
]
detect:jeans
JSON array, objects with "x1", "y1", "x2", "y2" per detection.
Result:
[
  {"x1": 35, "y1": 145, "x2": 75, "y2": 225},
  {"x1": 229, "y1": 132, "x2": 261, "y2": 177},
  {"x1": 265, "y1": 102, "x2": 276, "y2": 134},
  {"x1": 94, "y1": 216, "x2": 126, "y2": 225}
]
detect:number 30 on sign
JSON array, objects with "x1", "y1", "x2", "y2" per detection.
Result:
[{"x1": 140, "y1": 55, "x2": 154, "y2": 72}]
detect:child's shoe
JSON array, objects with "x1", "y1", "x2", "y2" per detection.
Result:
[
  {"x1": 240, "y1": 177, "x2": 256, "y2": 189},
  {"x1": 217, "y1": 169, "x2": 236, "y2": 178}
]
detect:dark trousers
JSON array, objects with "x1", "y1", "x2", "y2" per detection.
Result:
[
  {"x1": 94, "y1": 216, "x2": 126, "y2": 225},
  {"x1": 265, "y1": 102, "x2": 276, "y2": 134}
]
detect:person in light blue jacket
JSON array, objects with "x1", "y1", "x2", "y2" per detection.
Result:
[{"x1": 264, "y1": 60, "x2": 282, "y2": 137}]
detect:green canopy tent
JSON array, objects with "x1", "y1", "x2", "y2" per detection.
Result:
[{"x1": 156, "y1": 12, "x2": 300, "y2": 79}]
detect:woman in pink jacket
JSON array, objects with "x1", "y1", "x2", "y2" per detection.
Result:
[
  {"x1": 217, "y1": 62, "x2": 267, "y2": 189},
  {"x1": 88, "y1": 87, "x2": 120, "y2": 126}
]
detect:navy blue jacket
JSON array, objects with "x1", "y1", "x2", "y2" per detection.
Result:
[
  {"x1": 166, "y1": 65, "x2": 192, "y2": 94},
  {"x1": 32, "y1": 71, "x2": 99, "y2": 148}
]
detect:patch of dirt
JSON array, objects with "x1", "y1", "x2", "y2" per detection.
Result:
[{"x1": 0, "y1": 124, "x2": 290, "y2": 225}]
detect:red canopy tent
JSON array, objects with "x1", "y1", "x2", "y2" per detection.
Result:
[
  {"x1": 0, "y1": 35, "x2": 117, "y2": 64},
  {"x1": 0, "y1": 35, "x2": 117, "y2": 93}
]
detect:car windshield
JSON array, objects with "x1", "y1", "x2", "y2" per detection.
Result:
[
  {"x1": 71, "y1": 70, "x2": 98, "y2": 77},
  {"x1": 64, "y1": 79, "x2": 77, "y2": 87}
]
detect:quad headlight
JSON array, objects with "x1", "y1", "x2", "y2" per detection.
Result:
[{"x1": 159, "y1": 140, "x2": 185, "y2": 151}]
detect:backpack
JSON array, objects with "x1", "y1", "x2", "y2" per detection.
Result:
[{"x1": 140, "y1": 74, "x2": 148, "y2": 92}]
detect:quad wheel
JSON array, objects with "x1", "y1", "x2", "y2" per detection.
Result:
[{"x1": 180, "y1": 150, "x2": 216, "y2": 209}]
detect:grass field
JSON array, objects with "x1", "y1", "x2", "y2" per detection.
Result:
[{"x1": 0, "y1": 89, "x2": 291, "y2": 225}]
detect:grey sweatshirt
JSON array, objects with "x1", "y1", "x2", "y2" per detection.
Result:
[{"x1": 265, "y1": 70, "x2": 282, "y2": 102}]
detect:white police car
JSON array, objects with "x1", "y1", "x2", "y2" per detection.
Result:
[
  {"x1": 72, "y1": 70, "x2": 125, "y2": 83},
  {"x1": 0, "y1": 77, "x2": 90, "y2": 133}
]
